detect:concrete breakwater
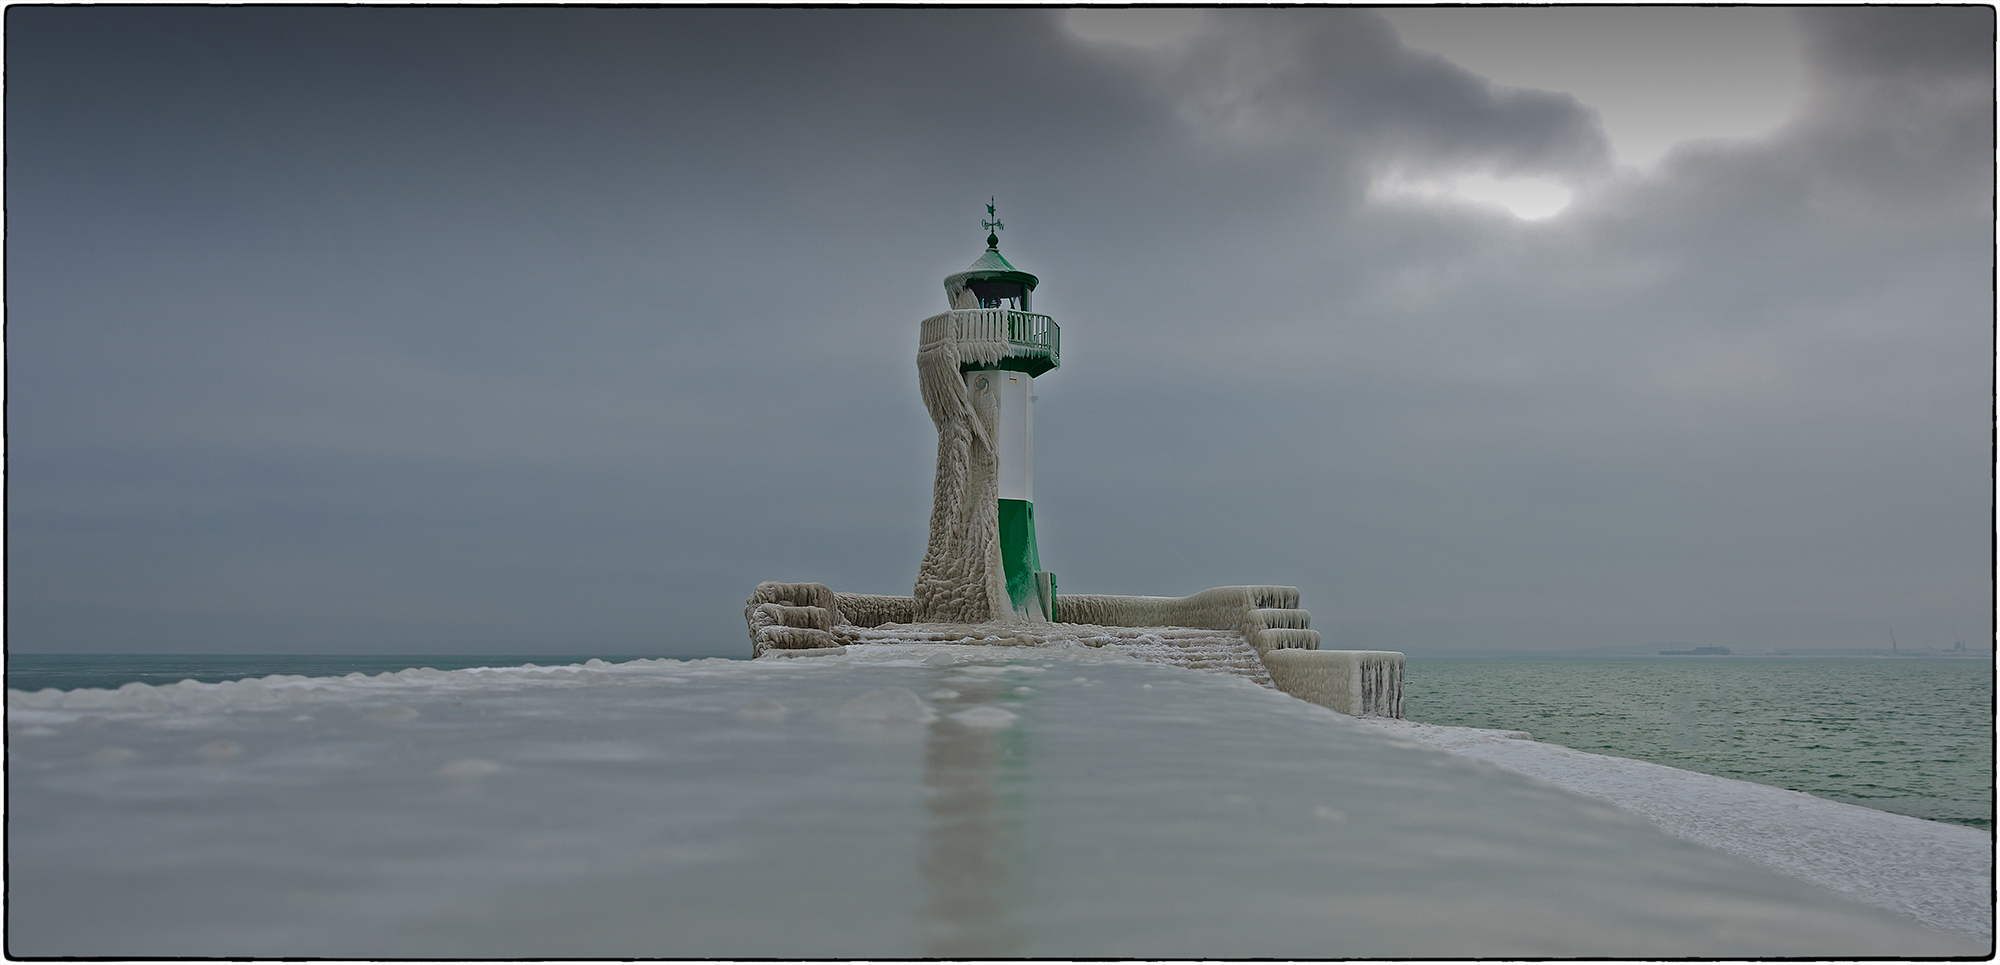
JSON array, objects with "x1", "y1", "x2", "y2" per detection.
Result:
[{"x1": 746, "y1": 581, "x2": 1404, "y2": 719}]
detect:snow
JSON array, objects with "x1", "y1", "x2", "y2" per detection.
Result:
[
  {"x1": 1357, "y1": 717, "x2": 1995, "y2": 939},
  {"x1": 7, "y1": 645, "x2": 1985, "y2": 957}
]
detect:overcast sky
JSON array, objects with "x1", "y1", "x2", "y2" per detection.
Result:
[{"x1": 8, "y1": 7, "x2": 1992, "y2": 656}]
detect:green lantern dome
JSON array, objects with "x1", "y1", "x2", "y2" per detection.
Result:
[
  {"x1": 944, "y1": 199, "x2": 1040, "y2": 311},
  {"x1": 945, "y1": 246, "x2": 1039, "y2": 294},
  {"x1": 943, "y1": 245, "x2": 1039, "y2": 310}
]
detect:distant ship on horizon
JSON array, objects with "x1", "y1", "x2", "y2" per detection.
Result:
[{"x1": 1659, "y1": 646, "x2": 1732, "y2": 656}]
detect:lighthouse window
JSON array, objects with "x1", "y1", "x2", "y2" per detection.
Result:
[{"x1": 970, "y1": 280, "x2": 1025, "y2": 310}]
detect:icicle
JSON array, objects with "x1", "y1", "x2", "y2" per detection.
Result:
[{"x1": 1260, "y1": 649, "x2": 1407, "y2": 718}]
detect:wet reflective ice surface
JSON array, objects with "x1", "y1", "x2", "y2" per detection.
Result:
[{"x1": 7, "y1": 645, "x2": 1977, "y2": 957}]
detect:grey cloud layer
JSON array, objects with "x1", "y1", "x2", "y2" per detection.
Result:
[{"x1": 7, "y1": 7, "x2": 1989, "y2": 654}]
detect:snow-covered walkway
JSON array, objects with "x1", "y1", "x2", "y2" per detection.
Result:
[{"x1": 1359, "y1": 717, "x2": 1993, "y2": 939}]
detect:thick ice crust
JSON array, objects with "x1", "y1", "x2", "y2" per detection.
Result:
[
  {"x1": 1362, "y1": 717, "x2": 1995, "y2": 940},
  {"x1": 746, "y1": 585, "x2": 922, "y2": 653},
  {"x1": 830, "y1": 622, "x2": 1276, "y2": 687},
  {"x1": 744, "y1": 585, "x2": 1396, "y2": 716},
  {"x1": 1261, "y1": 649, "x2": 1406, "y2": 718},
  {"x1": 746, "y1": 583, "x2": 844, "y2": 655},
  {"x1": 834, "y1": 593, "x2": 916, "y2": 628},
  {"x1": 1057, "y1": 586, "x2": 1300, "y2": 629},
  {"x1": 913, "y1": 314, "x2": 1015, "y2": 623},
  {"x1": 748, "y1": 581, "x2": 839, "y2": 613},
  {"x1": 1051, "y1": 589, "x2": 1370, "y2": 708}
]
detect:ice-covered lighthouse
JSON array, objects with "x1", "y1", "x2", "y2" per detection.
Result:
[
  {"x1": 742, "y1": 204, "x2": 1402, "y2": 722},
  {"x1": 913, "y1": 201, "x2": 1061, "y2": 623},
  {"x1": 945, "y1": 205, "x2": 1055, "y2": 618}
]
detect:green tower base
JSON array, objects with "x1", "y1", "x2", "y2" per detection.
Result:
[{"x1": 998, "y1": 498, "x2": 1054, "y2": 620}]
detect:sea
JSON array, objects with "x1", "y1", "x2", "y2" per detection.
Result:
[
  {"x1": 1406, "y1": 655, "x2": 1994, "y2": 830},
  {"x1": 8, "y1": 651, "x2": 1990, "y2": 830}
]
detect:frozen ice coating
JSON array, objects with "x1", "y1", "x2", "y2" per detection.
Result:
[
  {"x1": 831, "y1": 591, "x2": 916, "y2": 628},
  {"x1": 745, "y1": 222, "x2": 1406, "y2": 719},
  {"x1": 5, "y1": 648, "x2": 1983, "y2": 958},
  {"x1": 834, "y1": 622, "x2": 1279, "y2": 686},
  {"x1": 1358, "y1": 717, "x2": 1995, "y2": 939},
  {"x1": 913, "y1": 310, "x2": 1015, "y2": 624},
  {"x1": 748, "y1": 578, "x2": 1399, "y2": 716},
  {"x1": 1263, "y1": 649, "x2": 1407, "y2": 718},
  {"x1": 1058, "y1": 585, "x2": 1298, "y2": 631}
]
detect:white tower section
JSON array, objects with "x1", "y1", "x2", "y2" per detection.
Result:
[{"x1": 992, "y1": 372, "x2": 1033, "y2": 503}]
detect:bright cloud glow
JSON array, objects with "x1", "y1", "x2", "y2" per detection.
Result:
[
  {"x1": 1382, "y1": 8, "x2": 1805, "y2": 168},
  {"x1": 1371, "y1": 172, "x2": 1575, "y2": 220}
]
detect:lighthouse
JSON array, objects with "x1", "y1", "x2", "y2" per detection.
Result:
[
  {"x1": 745, "y1": 207, "x2": 1403, "y2": 724},
  {"x1": 912, "y1": 201, "x2": 1060, "y2": 623}
]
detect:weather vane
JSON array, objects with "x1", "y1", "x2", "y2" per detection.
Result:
[{"x1": 982, "y1": 197, "x2": 1004, "y2": 248}]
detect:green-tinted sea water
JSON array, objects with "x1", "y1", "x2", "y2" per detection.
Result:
[{"x1": 1406, "y1": 656, "x2": 1993, "y2": 829}]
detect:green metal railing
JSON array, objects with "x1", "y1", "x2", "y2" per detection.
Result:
[{"x1": 952, "y1": 308, "x2": 1059, "y2": 369}]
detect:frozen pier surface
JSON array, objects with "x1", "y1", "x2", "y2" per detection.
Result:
[
  {"x1": 833, "y1": 622, "x2": 1278, "y2": 685},
  {"x1": 1360, "y1": 718, "x2": 1995, "y2": 940},
  {"x1": 8, "y1": 646, "x2": 1981, "y2": 958},
  {"x1": 745, "y1": 583, "x2": 1404, "y2": 718}
]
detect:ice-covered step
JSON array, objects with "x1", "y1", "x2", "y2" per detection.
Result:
[
  {"x1": 1247, "y1": 607, "x2": 1310, "y2": 630},
  {"x1": 1077, "y1": 629, "x2": 1275, "y2": 686},
  {"x1": 753, "y1": 604, "x2": 833, "y2": 631},
  {"x1": 754, "y1": 626, "x2": 838, "y2": 652},
  {"x1": 746, "y1": 582, "x2": 845, "y2": 655},
  {"x1": 832, "y1": 592, "x2": 916, "y2": 628},
  {"x1": 1250, "y1": 627, "x2": 1320, "y2": 653},
  {"x1": 1261, "y1": 649, "x2": 1405, "y2": 718},
  {"x1": 748, "y1": 581, "x2": 839, "y2": 612},
  {"x1": 1056, "y1": 586, "x2": 1300, "y2": 630}
]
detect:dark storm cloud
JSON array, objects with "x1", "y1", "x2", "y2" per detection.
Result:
[
  {"x1": 1802, "y1": 5, "x2": 1993, "y2": 80},
  {"x1": 1167, "y1": 10, "x2": 1612, "y2": 180},
  {"x1": 1150, "y1": 6, "x2": 1991, "y2": 652},
  {"x1": 6, "y1": 8, "x2": 1988, "y2": 655}
]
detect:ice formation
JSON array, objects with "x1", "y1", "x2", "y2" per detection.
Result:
[
  {"x1": 912, "y1": 311, "x2": 1016, "y2": 624},
  {"x1": 832, "y1": 622, "x2": 1279, "y2": 686},
  {"x1": 748, "y1": 234, "x2": 1406, "y2": 716},
  {"x1": 1058, "y1": 585, "x2": 1298, "y2": 633},
  {"x1": 7, "y1": 647, "x2": 1982, "y2": 958},
  {"x1": 746, "y1": 580, "x2": 1405, "y2": 718},
  {"x1": 1360, "y1": 717, "x2": 1995, "y2": 939},
  {"x1": 1262, "y1": 648, "x2": 1406, "y2": 718},
  {"x1": 832, "y1": 592, "x2": 916, "y2": 629},
  {"x1": 744, "y1": 582, "x2": 842, "y2": 652}
]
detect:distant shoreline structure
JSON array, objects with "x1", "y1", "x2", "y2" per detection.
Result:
[{"x1": 1659, "y1": 646, "x2": 1732, "y2": 656}]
